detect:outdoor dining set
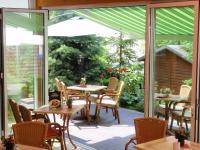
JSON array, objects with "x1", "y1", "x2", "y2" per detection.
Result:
[
  {"x1": 7, "y1": 77, "x2": 124, "y2": 149},
  {"x1": 3, "y1": 75, "x2": 195, "y2": 150}
]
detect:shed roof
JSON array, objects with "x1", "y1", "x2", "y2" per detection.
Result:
[{"x1": 138, "y1": 45, "x2": 192, "y2": 64}]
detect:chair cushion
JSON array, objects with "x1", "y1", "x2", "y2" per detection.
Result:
[
  {"x1": 159, "y1": 104, "x2": 184, "y2": 111},
  {"x1": 173, "y1": 110, "x2": 191, "y2": 118},
  {"x1": 72, "y1": 99, "x2": 86, "y2": 105},
  {"x1": 90, "y1": 94, "x2": 99, "y2": 98},
  {"x1": 97, "y1": 99, "x2": 117, "y2": 106},
  {"x1": 47, "y1": 127, "x2": 61, "y2": 137},
  {"x1": 90, "y1": 94, "x2": 111, "y2": 99}
]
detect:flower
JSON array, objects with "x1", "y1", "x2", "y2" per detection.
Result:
[
  {"x1": 107, "y1": 67, "x2": 113, "y2": 73},
  {"x1": 123, "y1": 67, "x2": 128, "y2": 72},
  {"x1": 1, "y1": 135, "x2": 14, "y2": 148},
  {"x1": 160, "y1": 88, "x2": 171, "y2": 95}
]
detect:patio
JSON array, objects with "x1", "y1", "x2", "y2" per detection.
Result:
[
  {"x1": 1, "y1": 0, "x2": 200, "y2": 149},
  {"x1": 53, "y1": 104, "x2": 143, "y2": 150}
]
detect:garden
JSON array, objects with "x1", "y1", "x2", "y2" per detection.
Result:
[{"x1": 48, "y1": 34, "x2": 145, "y2": 112}]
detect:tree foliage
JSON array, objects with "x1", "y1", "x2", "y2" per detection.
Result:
[
  {"x1": 106, "y1": 33, "x2": 137, "y2": 67},
  {"x1": 155, "y1": 40, "x2": 193, "y2": 61},
  {"x1": 48, "y1": 35, "x2": 108, "y2": 90}
]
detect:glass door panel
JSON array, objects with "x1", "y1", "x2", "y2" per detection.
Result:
[
  {"x1": 150, "y1": 5, "x2": 195, "y2": 139},
  {"x1": 2, "y1": 9, "x2": 47, "y2": 134}
]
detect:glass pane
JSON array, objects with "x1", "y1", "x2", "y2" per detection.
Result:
[
  {"x1": 153, "y1": 6, "x2": 194, "y2": 139},
  {"x1": 4, "y1": 11, "x2": 45, "y2": 132}
]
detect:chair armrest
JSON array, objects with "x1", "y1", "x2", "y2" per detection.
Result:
[
  {"x1": 32, "y1": 114, "x2": 50, "y2": 123},
  {"x1": 171, "y1": 100, "x2": 191, "y2": 111},
  {"x1": 181, "y1": 105, "x2": 191, "y2": 117},
  {"x1": 98, "y1": 93, "x2": 119, "y2": 103},
  {"x1": 29, "y1": 108, "x2": 34, "y2": 111}
]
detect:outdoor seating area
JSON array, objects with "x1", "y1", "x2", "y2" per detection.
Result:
[
  {"x1": 5, "y1": 79, "x2": 196, "y2": 150},
  {"x1": 2, "y1": 0, "x2": 200, "y2": 150}
]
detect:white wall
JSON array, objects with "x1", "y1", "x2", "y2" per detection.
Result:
[{"x1": 0, "y1": 0, "x2": 29, "y2": 8}]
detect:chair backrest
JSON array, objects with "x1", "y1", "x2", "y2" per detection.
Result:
[
  {"x1": 13, "y1": 121, "x2": 48, "y2": 148},
  {"x1": 19, "y1": 105, "x2": 32, "y2": 122},
  {"x1": 60, "y1": 81, "x2": 67, "y2": 101},
  {"x1": 9, "y1": 99, "x2": 22, "y2": 123},
  {"x1": 134, "y1": 117, "x2": 167, "y2": 144},
  {"x1": 55, "y1": 78, "x2": 62, "y2": 91},
  {"x1": 114, "y1": 80, "x2": 124, "y2": 102},
  {"x1": 107, "y1": 77, "x2": 119, "y2": 91},
  {"x1": 179, "y1": 85, "x2": 191, "y2": 100}
]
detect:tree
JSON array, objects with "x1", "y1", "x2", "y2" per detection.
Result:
[
  {"x1": 155, "y1": 40, "x2": 193, "y2": 61},
  {"x1": 106, "y1": 33, "x2": 137, "y2": 67},
  {"x1": 48, "y1": 35, "x2": 108, "y2": 90}
]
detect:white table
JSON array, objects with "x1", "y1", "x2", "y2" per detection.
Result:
[{"x1": 67, "y1": 85, "x2": 107, "y2": 122}]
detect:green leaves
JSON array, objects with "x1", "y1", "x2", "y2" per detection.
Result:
[{"x1": 48, "y1": 36, "x2": 108, "y2": 90}]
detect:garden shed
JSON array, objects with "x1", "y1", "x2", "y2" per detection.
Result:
[{"x1": 139, "y1": 45, "x2": 192, "y2": 94}]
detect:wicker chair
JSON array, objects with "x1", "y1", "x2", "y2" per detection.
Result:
[
  {"x1": 55, "y1": 78, "x2": 62, "y2": 91},
  {"x1": 95, "y1": 81, "x2": 124, "y2": 124},
  {"x1": 13, "y1": 121, "x2": 49, "y2": 149},
  {"x1": 170, "y1": 103, "x2": 191, "y2": 130},
  {"x1": 9, "y1": 99, "x2": 23, "y2": 123},
  {"x1": 9, "y1": 99, "x2": 49, "y2": 123},
  {"x1": 156, "y1": 85, "x2": 191, "y2": 119},
  {"x1": 102, "y1": 77, "x2": 119, "y2": 93},
  {"x1": 125, "y1": 117, "x2": 167, "y2": 150},
  {"x1": 18, "y1": 105, "x2": 64, "y2": 149},
  {"x1": 92, "y1": 77, "x2": 119, "y2": 98}
]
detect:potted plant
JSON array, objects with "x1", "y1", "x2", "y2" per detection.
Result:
[
  {"x1": 67, "y1": 98, "x2": 73, "y2": 109},
  {"x1": 160, "y1": 88, "x2": 172, "y2": 97},
  {"x1": 1, "y1": 135, "x2": 15, "y2": 150},
  {"x1": 175, "y1": 127, "x2": 187, "y2": 147},
  {"x1": 80, "y1": 77, "x2": 86, "y2": 87}
]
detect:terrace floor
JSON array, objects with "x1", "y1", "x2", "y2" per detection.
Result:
[{"x1": 53, "y1": 104, "x2": 144, "y2": 150}]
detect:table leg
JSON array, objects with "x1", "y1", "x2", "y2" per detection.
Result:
[
  {"x1": 85, "y1": 93, "x2": 91, "y2": 123},
  {"x1": 62, "y1": 115, "x2": 67, "y2": 150},
  {"x1": 64, "y1": 114, "x2": 77, "y2": 149},
  {"x1": 165, "y1": 102, "x2": 169, "y2": 120}
]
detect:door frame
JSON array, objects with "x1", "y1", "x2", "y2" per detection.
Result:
[
  {"x1": 1, "y1": 8, "x2": 48, "y2": 136},
  {"x1": 145, "y1": 1, "x2": 199, "y2": 141}
]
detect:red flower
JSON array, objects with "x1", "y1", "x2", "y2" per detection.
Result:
[
  {"x1": 107, "y1": 67, "x2": 113, "y2": 73},
  {"x1": 117, "y1": 69, "x2": 124, "y2": 73},
  {"x1": 123, "y1": 67, "x2": 128, "y2": 72}
]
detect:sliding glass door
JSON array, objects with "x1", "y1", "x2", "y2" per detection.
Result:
[
  {"x1": 0, "y1": 8, "x2": 48, "y2": 135},
  {"x1": 147, "y1": 1, "x2": 199, "y2": 140}
]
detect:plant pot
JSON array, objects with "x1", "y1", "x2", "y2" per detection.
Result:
[
  {"x1": 67, "y1": 104, "x2": 72, "y2": 109},
  {"x1": 178, "y1": 139, "x2": 185, "y2": 147},
  {"x1": 5, "y1": 143, "x2": 14, "y2": 150}
]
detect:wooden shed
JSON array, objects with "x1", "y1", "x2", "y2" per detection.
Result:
[{"x1": 139, "y1": 45, "x2": 192, "y2": 94}]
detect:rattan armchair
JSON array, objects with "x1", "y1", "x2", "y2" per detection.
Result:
[
  {"x1": 13, "y1": 121, "x2": 49, "y2": 149},
  {"x1": 156, "y1": 85, "x2": 191, "y2": 119},
  {"x1": 170, "y1": 103, "x2": 191, "y2": 131},
  {"x1": 102, "y1": 77, "x2": 119, "y2": 94},
  {"x1": 9, "y1": 99, "x2": 23, "y2": 123},
  {"x1": 55, "y1": 78, "x2": 62, "y2": 91},
  {"x1": 125, "y1": 117, "x2": 167, "y2": 150},
  {"x1": 18, "y1": 105, "x2": 64, "y2": 149},
  {"x1": 92, "y1": 77, "x2": 119, "y2": 98},
  {"x1": 95, "y1": 81, "x2": 124, "y2": 124}
]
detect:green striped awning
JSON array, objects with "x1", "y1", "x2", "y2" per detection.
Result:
[
  {"x1": 156, "y1": 7, "x2": 194, "y2": 40},
  {"x1": 73, "y1": 6, "x2": 194, "y2": 40},
  {"x1": 73, "y1": 6, "x2": 146, "y2": 39}
]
